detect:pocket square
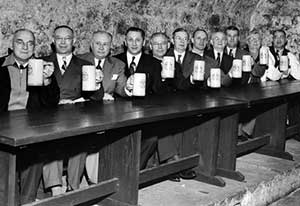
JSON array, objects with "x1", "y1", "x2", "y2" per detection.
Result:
[{"x1": 111, "y1": 74, "x2": 118, "y2": 80}]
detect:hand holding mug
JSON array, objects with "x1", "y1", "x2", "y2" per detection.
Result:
[
  {"x1": 95, "y1": 69, "x2": 104, "y2": 90},
  {"x1": 126, "y1": 75, "x2": 134, "y2": 91},
  {"x1": 103, "y1": 93, "x2": 115, "y2": 101},
  {"x1": 43, "y1": 61, "x2": 54, "y2": 86}
]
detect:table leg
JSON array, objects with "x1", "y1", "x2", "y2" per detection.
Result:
[
  {"x1": 255, "y1": 103, "x2": 293, "y2": 160},
  {"x1": 98, "y1": 127, "x2": 141, "y2": 206},
  {"x1": 287, "y1": 99, "x2": 300, "y2": 140},
  {"x1": 216, "y1": 112, "x2": 245, "y2": 182},
  {"x1": 0, "y1": 145, "x2": 18, "y2": 206},
  {"x1": 181, "y1": 116, "x2": 226, "y2": 187}
]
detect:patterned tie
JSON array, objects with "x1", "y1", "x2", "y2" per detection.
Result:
[
  {"x1": 62, "y1": 56, "x2": 67, "y2": 71},
  {"x1": 177, "y1": 55, "x2": 182, "y2": 64},
  {"x1": 229, "y1": 49, "x2": 233, "y2": 57},
  {"x1": 96, "y1": 59, "x2": 102, "y2": 70},
  {"x1": 275, "y1": 50, "x2": 280, "y2": 68},
  {"x1": 129, "y1": 56, "x2": 136, "y2": 75},
  {"x1": 216, "y1": 53, "x2": 221, "y2": 66}
]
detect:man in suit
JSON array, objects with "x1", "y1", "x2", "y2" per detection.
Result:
[
  {"x1": 42, "y1": 25, "x2": 104, "y2": 196},
  {"x1": 115, "y1": 27, "x2": 163, "y2": 96},
  {"x1": 78, "y1": 31, "x2": 129, "y2": 183},
  {"x1": 225, "y1": 26, "x2": 249, "y2": 59},
  {"x1": 261, "y1": 29, "x2": 300, "y2": 81},
  {"x1": 225, "y1": 25, "x2": 265, "y2": 86},
  {"x1": 115, "y1": 27, "x2": 163, "y2": 170},
  {"x1": 0, "y1": 29, "x2": 59, "y2": 204},
  {"x1": 148, "y1": 32, "x2": 183, "y2": 181},
  {"x1": 191, "y1": 28, "x2": 231, "y2": 87},
  {"x1": 79, "y1": 31, "x2": 129, "y2": 100},
  {"x1": 191, "y1": 28, "x2": 209, "y2": 57},
  {"x1": 206, "y1": 30, "x2": 233, "y2": 75}
]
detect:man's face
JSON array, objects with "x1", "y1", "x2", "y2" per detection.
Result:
[
  {"x1": 53, "y1": 27, "x2": 74, "y2": 55},
  {"x1": 211, "y1": 32, "x2": 227, "y2": 51},
  {"x1": 173, "y1": 31, "x2": 189, "y2": 53},
  {"x1": 125, "y1": 31, "x2": 144, "y2": 55},
  {"x1": 192, "y1": 30, "x2": 208, "y2": 51},
  {"x1": 13, "y1": 30, "x2": 35, "y2": 62},
  {"x1": 91, "y1": 33, "x2": 111, "y2": 59},
  {"x1": 226, "y1": 29, "x2": 239, "y2": 48},
  {"x1": 273, "y1": 31, "x2": 286, "y2": 50},
  {"x1": 151, "y1": 35, "x2": 168, "y2": 59},
  {"x1": 247, "y1": 33, "x2": 261, "y2": 51}
]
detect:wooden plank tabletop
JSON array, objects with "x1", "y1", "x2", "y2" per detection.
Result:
[
  {"x1": 210, "y1": 80, "x2": 300, "y2": 105},
  {"x1": 0, "y1": 92, "x2": 246, "y2": 147}
]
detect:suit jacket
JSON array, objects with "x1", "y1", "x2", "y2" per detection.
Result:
[
  {"x1": 0, "y1": 54, "x2": 59, "y2": 112},
  {"x1": 224, "y1": 47, "x2": 249, "y2": 59},
  {"x1": 43, "y1": 53, "x2": 104, "y2": 101},
  {"x1": 114, "y1": 52, "x2": 163, "y2": 95},
  {"x1": 173, "y1": 49, "x2": 231, "y2": 90},
  {"x1": 205, "y1": 49, "x2": 233, "y2": 74},
  {"x1": 78, "y1": 53, "x2": 127, "y2": 97}
]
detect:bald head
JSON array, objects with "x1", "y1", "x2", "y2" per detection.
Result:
[{"x1": 91, "y1": 31, "x2": 112, "y2": 59}]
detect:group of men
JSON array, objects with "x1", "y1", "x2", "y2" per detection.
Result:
[{"x1": 1, "y1": 24, "x2": 300, "y2": 204}]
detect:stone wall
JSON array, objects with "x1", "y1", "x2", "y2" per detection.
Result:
[{"x1": 0, "y1": 0, "x2": 299, "y2": 57}]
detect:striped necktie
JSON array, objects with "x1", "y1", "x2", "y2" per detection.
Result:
[
  {"x1": 129, "y1": 56, "x2": 136, "y2": 75},
  {"x1": 62, "y1": 57, "x2": 67, "y2": 71}
]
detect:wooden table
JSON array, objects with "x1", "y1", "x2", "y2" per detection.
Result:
[
  {"x1": 0, "y1": 92, "x2": 247, "y2": 206},
  {"x1": 210, "y1": 80, "x2": 300, "y2": 178}
]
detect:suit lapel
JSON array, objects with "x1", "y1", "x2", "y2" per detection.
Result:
[
  {"x1": 182, "y1": 52, "x2": 194, "y2": 76},
  {"x1": 135, "y1": 53, "x2": 145, "y2": 73}
]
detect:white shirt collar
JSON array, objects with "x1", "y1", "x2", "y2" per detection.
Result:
[
  {"x1": 126, "y1": 52, "x2": 142, "y2": 69},
  {"x1": 227, "y1": 47, "x2": 237, "y2": 57},
  {"x1": 15, "y1": 59, "x2": 28, "y2": 68},
  {"x1": 213, "y1": 49, "x2": 223, "y2": 61},
  {"x1": 94, "y1": 58, "x2": 106, "y2": 68},
  {"x1": 174, "y1": 50, "x2": 185, "y2": 62},
  {"x1": 56, "y1": 53, "x2": 72, "y2": 69}
]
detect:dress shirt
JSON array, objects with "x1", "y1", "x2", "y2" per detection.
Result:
[
  {"x1": 226, "y1": 47, "x2": 237, "y2": 58},
  {"x1": 174, "y1": 50, "x2": 186, "y2": 63},
  {"x1": 56, "y1": 53, "x2": 72, "y2": 74},
  {"x1": 213, "y1": 50, "x2": 223, "y2": 63},
  {"x1": 94, "y1": 58, "x2": 105, "y2": 68},
  {"x1": 126, "y1": 52, "x2": 142, "y2": 71}
]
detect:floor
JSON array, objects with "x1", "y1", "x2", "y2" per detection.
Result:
[{"x1": 138, "y1": 138, "x2": 300, "y2": 206}]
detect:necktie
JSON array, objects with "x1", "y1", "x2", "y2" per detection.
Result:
[
  {"x1": 216, "y1": 53, "x2": 221, "y2": 66},
  {"x1": 129, "y1": 56, "x2": 136, "y2": 75},
  {"x1": 229, "y1": 49, "x2": 233, "y2": 57},
  {"x1": 19, "y1": 64, "x2": 27, "y2": 70},
  {"x1": 96, "y1": 59, "x2": 102, "y2": 70},
  {"x1": 177, "y1": 55, "x2": 182, "y2": 64},
  {"x1": 62, "y1": 57, "x2": 67, "y2": 71},
  {"x1": 275, "y1": 50, "x2": 280, "y2": 68}
]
